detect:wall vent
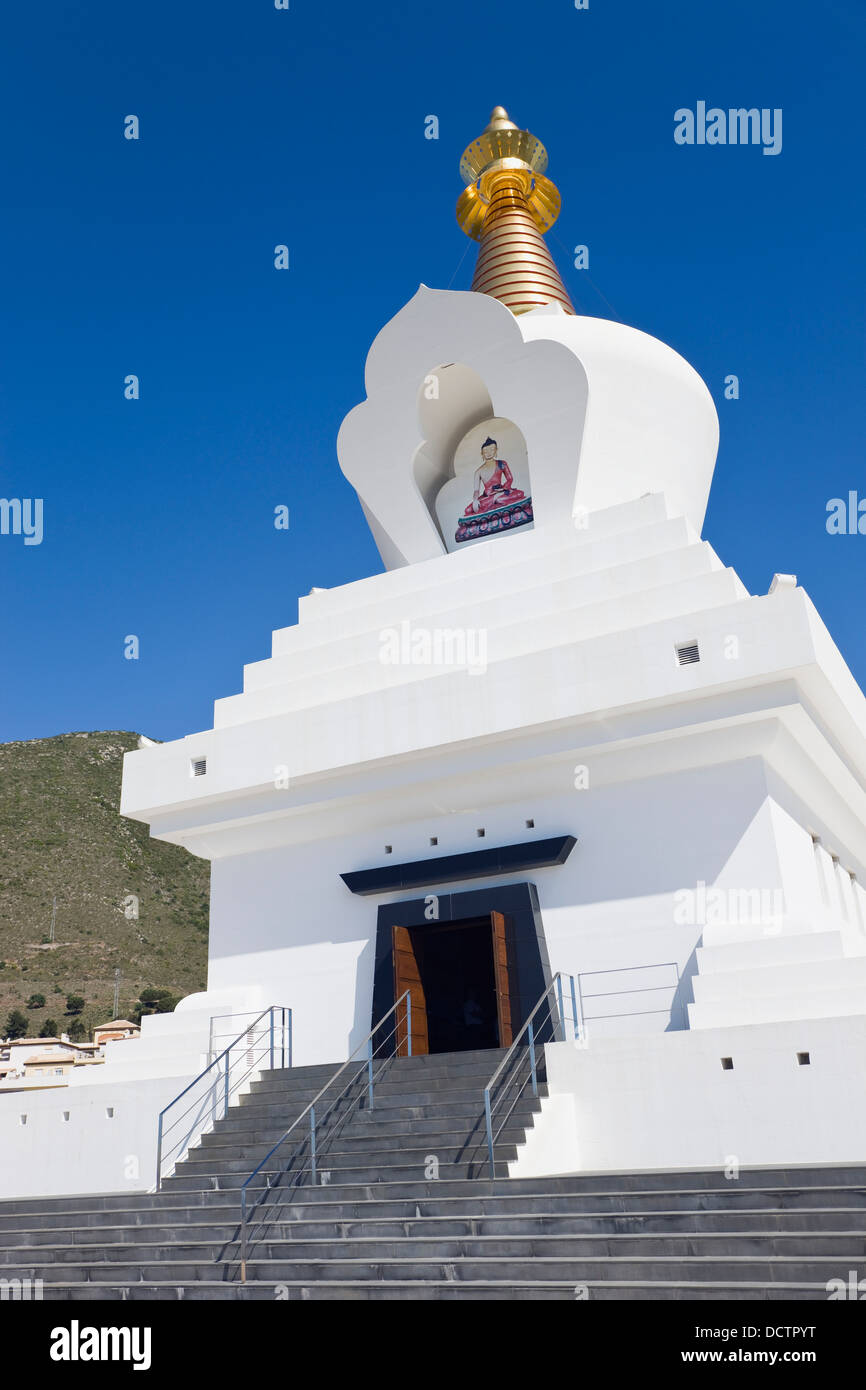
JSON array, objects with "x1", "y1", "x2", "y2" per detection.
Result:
[
  {"x1": 720, "y1": 1057, "x2": 734, "y2": 1071},
  {"x1": 797, "y1": 1052, "x2": 811, "y2": 1066},
  {"x1": 191, "y1": 758, "x2": 207, "y2": 778},
  {"x1": 676, "y1": 641, "x2": 701, "y2": 667}
]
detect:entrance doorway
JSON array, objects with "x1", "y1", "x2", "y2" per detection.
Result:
[{"x1": 393, "y1": 913, "x2": 514, "y2": 1056}]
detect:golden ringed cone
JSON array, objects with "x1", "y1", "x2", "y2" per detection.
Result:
[{"x1": 456, "y1": 107, "x2": 575, "y2": 317}]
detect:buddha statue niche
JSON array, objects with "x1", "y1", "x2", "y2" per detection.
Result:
[
  {"x1": 434, "y1": 418, "x2": 533, "y2": 552},
  {"x1": 456, "y1": 434, "x2": 532, "y2": 543}
]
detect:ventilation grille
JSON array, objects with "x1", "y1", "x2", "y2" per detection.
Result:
[{"x1": 676, "y1": 641, "x2": 701, "y2": 667}]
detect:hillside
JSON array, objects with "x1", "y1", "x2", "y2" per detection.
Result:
[{"x1": 0, "y1": 732, "x2": 209, "y2": 1037}]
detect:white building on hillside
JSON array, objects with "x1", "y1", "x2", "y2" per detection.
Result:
[{"x1": 0, "y1": 1038, "x2": 103, "y2": 1090}]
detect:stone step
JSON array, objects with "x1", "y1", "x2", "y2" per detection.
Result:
[
  {"x1": 1, "y1": 1170, "x2": 863, "y2": 1220},
  {"x1": 2, "y1": 1254, "x2": 858, "y2": 1284},
  {"x1": 185, "y1": 1139, "x2": 511, "y2": 1170},
  {"x1": 362, "y1": 1073, "x2": 520, "y2": 1095},
  {"x1": 166, "y1": 1155, "x2": 516, "y2": 1189},
  {"x1": 350, "y1": 1099, "x2": 543, "y2": 1127},
  {"x1": 245, "y1": 1231, "x2": 866, "y2": 1261},
  {"x1": 3, "y1": 1190, "x2": 866, "y2": 1241},
  {"x1": 3, "y1": 1205, "x2": 866, "y2": 1246},
  {"x1": 259, "y1": 1050, "x2": 508, "y2": 1079},
  {"x1": 201, "y1": 1253, "x2": 866, "y2": 1284},
  {"x1": 219, "y1": 1093, "x2": 541, "y2": 1128},
  {"x1": 209, "y1": 1096, "x2": 541, "y2": 1135},
  {"x1": 5, "y1": 1187, "x2": 866, "y2": 1236},
  {"x1": 211, "y1": 1095, "x2": 542, "y2": 1128},
  {"x1": 225, "y1": 1083, "x2": 516, "y2": 1120},
  {"x1": 247, "y1": 1059, "x2": 511, "y2": 1092},
  {"x1": 176, "y1": 1160, "x2": 507, "y2": 1188},
  {"x1": 236, "y1": 1166, "x2": 866, "y2": 1194},
  {"x1": 193, "y1": 1122, "x2": 530, "y2": 1158},
  {"x1": 242, "y1": 1063, "x2": 345, "y2": 1083},
  {"x1": 250, "y1": 1050, "x2": 517, "y2": 1084},
  {"x1": 191, "y1": 1120, "x2": 530, "y2": 1162},
  {"x1": 250, "y1": 1051, "x2": 510, "y2": 1089},
  {"x1": 31, "y1": 1279, "x2": 831, "y2": 1301},
  {"x1": 180, "y1": 1136, "x2": 516, "y2": 1168},
  {"x1": 241, "y1": 1082, "x2": 507, "y2": 1111},
  {"x1": 190, "y1": 1179, "x2": 866, "y2": 1210},
  {"x1": 3, "y1": 1231, "x2": 864, "y2": 1268}
]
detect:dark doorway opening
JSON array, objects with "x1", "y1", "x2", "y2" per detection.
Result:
[
  {"x1": 373, "y1": 881, "x2": 550, "y2": 1055},
  {"x1": 422, "y1": 917, "x2": 498, "y2": 1053},
  {"x1": 392, "y1": 913, "x2": 514, "y2": 1055}
]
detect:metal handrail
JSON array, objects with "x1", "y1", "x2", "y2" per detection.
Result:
[
  {"x1": 483, "y1": 972, "x2": 579, "y2": 1180},
  {"x1": 207, "y1": 1008, "x2": 291, "y2": 1065},
  {"x1": 578, "y1": 960, "x2": 682, "y2": 1027},
  {"x1": 238, "y1": 990, "x2": 412, "y2": 1281},
  {"x1": 155, "y1": 1005, "x2": 292, "y2": 1190}
]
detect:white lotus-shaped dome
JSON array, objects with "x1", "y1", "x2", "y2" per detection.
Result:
[{"x1": 338, "y1": 286, "x2": 719, "y2": 571}]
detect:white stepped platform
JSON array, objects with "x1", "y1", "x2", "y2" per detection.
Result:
[
  {"x1": 689, "y1": 925, "x2": 866, "y2": 1028},
  {"x1": 692, "y1": 953, "x2": 866, "y2": 1006},
  {"x1": 696, "y1": 930, "x2": 845, "y2": 976},
  {"x1": 689, "y1": 986, "x2": 866, "y2": 1030}
]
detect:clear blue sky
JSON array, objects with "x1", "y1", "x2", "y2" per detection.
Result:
[{"x1": 1, "y1": 0, "x2": 863, "y2": 744}]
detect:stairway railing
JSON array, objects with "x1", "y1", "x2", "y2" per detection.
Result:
[
  {"x1": 207, "y1": 1009, "x2": 289, "y2": 1065},
  {"x1": 482, "y1": 973, "x2": 579, "y2": 1180},
  {"x1": 238, "y1": 990, "x2": 411, "y2": 1281},
  {"x1": 155, "y1": 1005, "x2": 292, "y2": 1191}
]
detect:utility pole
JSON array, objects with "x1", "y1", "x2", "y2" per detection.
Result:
[
  {"x1": 113, "y1": 969, "x2": 121, "y2": 1019},
  {"x1": 49, "y1": 896, "x2": 56, "y2": 944}
]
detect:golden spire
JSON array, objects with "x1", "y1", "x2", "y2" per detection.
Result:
[{"x1": 456, "y1": 107, "x2": 575, "y2": 317}]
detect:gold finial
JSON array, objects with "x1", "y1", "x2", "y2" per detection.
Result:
[
  {"x1": 456, "y1": 107, "x2": 575, "y2": 317},
  {"x1": 485, "y1": 106, "x2": 518, "y2": 131}
]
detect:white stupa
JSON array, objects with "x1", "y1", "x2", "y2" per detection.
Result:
[{"x1": 3, "y1": 108, "x2": 864, "y2": 1198}]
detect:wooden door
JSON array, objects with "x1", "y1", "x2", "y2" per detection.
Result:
[
  {"x1": 392, "y1": 925, "x2": 429, "y2": 1056},
  {"x1": 490, "y1": 912, "x2": 514, "y2": 1047}
]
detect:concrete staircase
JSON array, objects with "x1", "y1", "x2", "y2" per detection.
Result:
[{"x1": 0, "y1": 1049, "x2": 863, "y2": 1299}]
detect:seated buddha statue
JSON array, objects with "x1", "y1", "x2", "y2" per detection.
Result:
[
  {"x1": 453, "y1": 435, "x2": 533, "y2": 544},
  {"x1": 464, "y1": 437, "x2": 526, "y2": 515}
]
